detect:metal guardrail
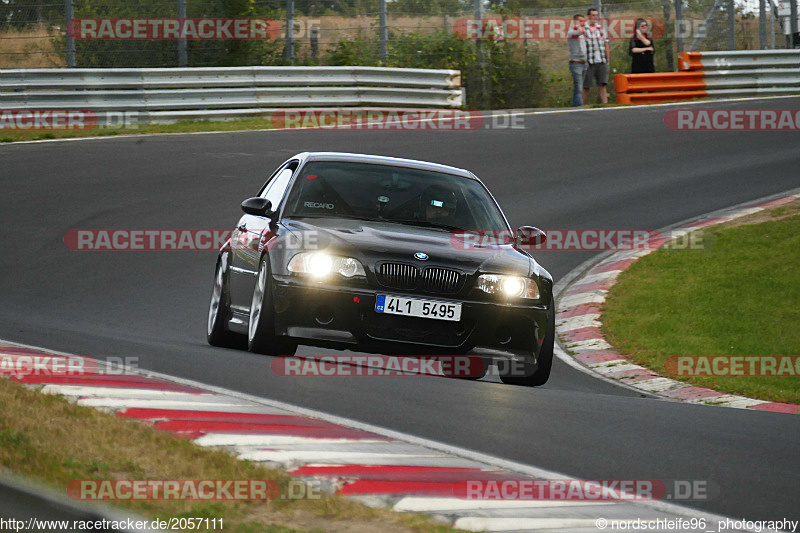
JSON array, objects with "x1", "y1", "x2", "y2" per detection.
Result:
[
  {"x1": 0, "y1": 66, "x2": 462, "y2": 90},
  {"x1": 616, "y1": 50, "x2": 800, "y2": 104},
  {"x1": 678, "y1": 50, "x2": 800, "y2": 71},
  {"x1": 0, "y1": 67, "x2": 464, "y2": 123}
]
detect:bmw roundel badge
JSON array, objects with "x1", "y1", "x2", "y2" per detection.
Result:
[{"x1": 414, "y1": 252, "x2": 429, "y2": 261}]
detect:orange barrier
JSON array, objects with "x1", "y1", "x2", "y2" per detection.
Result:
[
  {"x1": 616, "y1": 90, "x2": 708, "y2": 104},
  {"x1": 678, "y1": 52, "x2": 703, "y2": 71},
  {"x1": 614, "y1": 72, "x2": 709, "y2": 104},
  {"x1": 614, "y1": 72, "x2": 707, "y2": 93}
]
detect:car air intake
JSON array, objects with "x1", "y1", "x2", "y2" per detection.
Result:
[
  {"x1": 377, "y1": 263, "x2": 418, "y2": 289},
  {"x1": 422, "y1": 267, "x2": 464, "y2": 293}
]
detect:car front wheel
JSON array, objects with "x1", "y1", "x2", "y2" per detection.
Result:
[
  {"x1": 248, "y1": 256, "x2": 298, "y2": 356},
  {"x1": 499, "y1": 297, "x2": 555, "y2": 386}
]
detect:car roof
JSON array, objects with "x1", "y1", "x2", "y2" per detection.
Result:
[{"x1": 293, "y1": 152, "x2": 477, "y2": 180}]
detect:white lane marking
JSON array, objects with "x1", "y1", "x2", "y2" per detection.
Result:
[
  {"x1": 121, "y1": 404, "x2": 292, "y2": 415},
  {"x1": 587, "y1": 360, "x2": 629, "y2": 369},
  {"x1": 77, "y1": 398, "x2": 256, "y2": 409},
  {"x1": 235, "y1": 442, "x2": 429, "y2": 454},
  {"x1": 591, "y1": 363, "x2": 644, "y2": 376},
  {"x1": 556, "y1": 315, "x2": 602, "y2": 332},
  {"x1": 712, "y1": 397, "x2": 769, "y2": 408},
  {"x1": 571, "y1": 270, "x2": 623, "y2": 287},
  {"x1": 564, "y1": 338, "x2": 613, "y2": 351},
  {"x1": 393, "y1": 496, "x2": 608, "y2": 512},
  {"x1": 295, "y1": 457, "x2": 489, "y2": 469},
  {"x1": 454, "y1": 517, "x2": 604, "y2": 531},
  {"x1": 238, "y1": 450, "x2": 441, "y2": 463},
  {"x1": 688, "y1": 395, "x2": 768, "y2": 408},
  {"x1": 39, "y1": 385, "x2": 209, "y2": 399},
  {"x1": 604, "y1": 249, "x2": 654, "y2": 261},
  {"x1": 627, "y1": 378, "x2": 683, "y2": 393},
  {"x1": 194, "y1": 434, "x2": 382, "y2": 447},
  {"x1": 559, "y1": 291, "x2": 607, "y2": 309}
]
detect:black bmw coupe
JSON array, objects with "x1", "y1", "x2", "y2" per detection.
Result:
[{"x1": 207, "y1": 152, "x2": 555, "y2": 385}]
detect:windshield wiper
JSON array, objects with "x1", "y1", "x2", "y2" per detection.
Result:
[
  {"x1": 290, "y1": 214, "x2": 380, "y2": 222},
  {"x1": 392, "y1": 219, "x2": 462, "y2": 231},
  {"x1": 290, "y1": 215, "x2": 463, "y2": 232}
]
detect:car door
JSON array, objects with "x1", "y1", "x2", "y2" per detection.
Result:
[{"x1": 228, "y1": 161, "x2": 298, "y2": 313}]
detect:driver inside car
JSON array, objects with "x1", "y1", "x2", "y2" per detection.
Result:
[{"x1": 421, "y1": 185, "x2": 459, "y2": 226}]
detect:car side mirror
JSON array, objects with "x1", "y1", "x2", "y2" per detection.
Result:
[
  {"x1": 241, "y1": 197, "x2": 274, "y2": 217},
  {"x1": 515, "y1": 226, "x2": 546, "y2": 249}
]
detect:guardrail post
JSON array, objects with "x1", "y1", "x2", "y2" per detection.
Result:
[
  {"x1": 310, "y1": 26, "x2": 319, "y2": 61},
  {"x1": 379, "y1": 0, "x2": 388, "y2": 63},
  {"x1": 662, "y1": 0, "x2": 674, "y2": 71},
  {"x1": 473, "y1": 0, "x2": 487, "y2": 108},
  {"x1": 770, "y1": 1, "x2": 775, "y2": 48},
  {"x1": 178, "y1": 0, "x2": 187, "y2": 66},
  {"x1": 285, "y1": 0, "x2": 295, "y2": 62},
  {"x1": 675, "y1": 0, "x2": 684, "y2": 55},
  {"x1": 65, "y1": 0, "x2": 76, "y2": 67},
  {"x1": 727, "y1": 0, "x2": 735, "y2": 49}
]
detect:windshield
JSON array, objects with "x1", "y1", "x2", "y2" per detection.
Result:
[{"x1": 283, "y1": 161, "x2": 509, "y2": 231}]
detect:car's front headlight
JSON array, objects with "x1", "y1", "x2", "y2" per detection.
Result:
[
  {"x1": 476, "y1": 274, "x2": 540, "y2": 300},
  {"x1": 287, "y1": 252, "x2": 366, "y2": 279}
]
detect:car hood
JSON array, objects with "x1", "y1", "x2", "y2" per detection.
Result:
[{"x1": 282, "y1": 217, "x2": 532, "y2": 277}]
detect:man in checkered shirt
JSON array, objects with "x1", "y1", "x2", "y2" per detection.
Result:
[{"x1": 582, "y1": 8, "x2": 611, "y2": 104}]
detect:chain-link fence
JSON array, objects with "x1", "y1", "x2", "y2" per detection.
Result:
[
  {"x1": 1, "y1": 0, "x2": 796, "y2": 107},
  {"x1": 1, "y1": 0, "x2": 794, "y2": 69}
]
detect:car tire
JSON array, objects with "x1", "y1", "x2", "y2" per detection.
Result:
[
  {"x1": 207, "y1": 259, "x2": 245, "y2": 348},
  {"x1": 499, "y1": 296, "x2": 555, "y2": 386},
  {"x1": 248, "y1": 256, "x2": 298, "y2": 356}
]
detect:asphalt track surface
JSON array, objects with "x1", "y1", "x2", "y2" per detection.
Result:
[{"x1": 1, "y1": 97, "x2": 799, "y2": 523}]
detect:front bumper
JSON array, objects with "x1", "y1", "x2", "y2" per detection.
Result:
[{"x1": 269, "y1": 275, "x2": 551, "y2": 364}]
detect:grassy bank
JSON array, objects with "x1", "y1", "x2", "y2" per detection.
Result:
[
  {"x1": 602, "y1": 200, "x2": 800, "y2": 404},
  {"x1": 0, "y1": 377, "x2": 461, "y2": 532}
]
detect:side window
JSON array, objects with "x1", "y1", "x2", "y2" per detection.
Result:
[
  {"x1": 259, "y1": 160, "x2": 298, "y2": 202},
  {"x1": 262, "y1": 167, "x2": 295, "y2": 210}
]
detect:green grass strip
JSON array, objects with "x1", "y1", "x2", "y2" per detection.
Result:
[{"x1": 603, "y1": 204, "x2": 800, "y2": 404}]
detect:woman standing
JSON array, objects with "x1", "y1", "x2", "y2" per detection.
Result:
[{"x1": 629, "y1": 18, "x2": 655, "y2": 73}]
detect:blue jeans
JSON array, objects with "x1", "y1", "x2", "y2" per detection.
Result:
[{"x1": 569, "y1": 62, "x2": 586, "y2": 107}]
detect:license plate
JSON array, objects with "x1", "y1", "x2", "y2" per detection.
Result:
[{"x1": 375, "y1": 295, "x2": 462, "y2": 322}]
